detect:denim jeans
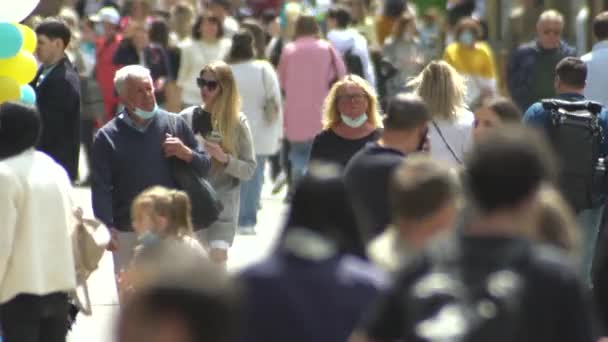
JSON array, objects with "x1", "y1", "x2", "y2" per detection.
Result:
[
  {"x1": 288, "y1": 140, "x2": 313, "y2": 188},
  {"x1": 577, "y1": 204, "x2": 605, "y2": 285},
  {"x1": 239, "y1": 155, "x2": 267, "y2": 227}
]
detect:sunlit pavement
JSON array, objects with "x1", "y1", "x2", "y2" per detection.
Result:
[{"x1": 67, "y1": 170, "x2": 288, "y2": 342}]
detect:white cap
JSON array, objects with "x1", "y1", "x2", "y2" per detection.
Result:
[{"x1": 90, "y1": 7, "x2": 121, "y2": 25}]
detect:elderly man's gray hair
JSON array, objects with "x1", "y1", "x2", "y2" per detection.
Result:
[{"x1": 114, "y1": 65, "x2": 152, "y2": 97}]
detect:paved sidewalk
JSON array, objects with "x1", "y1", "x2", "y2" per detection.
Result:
[{"x1": 67, "y1": 178, "x2": 287, "y2": 342}]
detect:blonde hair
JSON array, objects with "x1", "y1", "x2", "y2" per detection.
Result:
[
  {"x1": 535, "y1": 186, "x2": 580, "y2": 255},
  {"x1": 283, "y1": 2, "x2": 304, "y2": 40},
  {"x1": 323, "y1": 74, "x2": 382, "y2": 129},
  {"x1": 408, "y1": 60, "x2": 467, "y2": 121},
  {"x1": 200, "y1": 61, "x2": 241, "y2": 155},
  {"x1": 131, "y1": 186, "x2": 194, "y2": 237},
  {"x1": 322, "y1": 74, "x2": 382, "y2": 130}
]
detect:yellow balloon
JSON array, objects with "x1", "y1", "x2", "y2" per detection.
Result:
[
  {"x1": 17, "y1": 24, "x2": 36, "y2": 53},
  {"x1": 0, "y1": 50, "x2": 38, "y2": 85},
  {"x1": 0, "y1": 76, "x2": 21, "y2": 103}
]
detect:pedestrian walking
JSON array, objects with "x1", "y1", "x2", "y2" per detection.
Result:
[
  {"x1": 345, "y1": 93, "x2": 430, "y2": 242},
  {"x1": 278, "y1": 14, "x2": 346, "y2": 191},
  {"x1": 239, "y1": 164, "x2": 386, "y2": 342},
  {"x1": 226, "y1": 30, "x2": 282, "y2": 235},
  {"x1": 408, "y1": 60, "x2": 474, "y2": 166},
  {"x1": 523, "y1": 57, "x2": 608, "y2": 284},
  {"x1": 32, "y1": 18, "x2": 82, "y2": 181},
  {"x1": 0, "y1": 102, "x2": 76, "y2": 342},
  {"x1": 92, "y1": 65, "x2": 210, "y2": 274},
  {"x1": 508, "y1": 10, "x2": 576, "y2": 111},
  {"x1": 310, "y1": 74, "x2": 382, "y2": 167},
  {"x1": 177, "y1": 13, "x2": 231, "y2": 107},
  {"x1": 352, "y1": 126, "x2": 594, "y2": 342},
  {"x1": 180, "y1": 61, "x2": 256, "y2": 267},
  {"x1": 443, "y1": 17, "x2": 497, "y2": 109}
]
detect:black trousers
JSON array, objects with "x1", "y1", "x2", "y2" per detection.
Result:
[{"x1": 0, "y1": 292, "x2": 69, "y2": 342}]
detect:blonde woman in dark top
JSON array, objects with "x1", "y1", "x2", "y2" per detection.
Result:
[{"x1": 309, "y1": 75, "x2": 383, "y2": 167}]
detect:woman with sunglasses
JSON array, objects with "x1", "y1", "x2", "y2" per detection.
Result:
[
  {"x1": 177, "y1": 14, "x2": 231, "y2": 108},
  {"x1": 180, "y1": 61, "x2": 256, "y2": 267},
  {"x1": 309, "y1": 75, "x2": 382, "y2": 167}
]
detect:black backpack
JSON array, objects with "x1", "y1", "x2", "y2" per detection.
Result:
[
  {"x1": 343, "y1": 46, "x2": 365, "y2": 78},
  {"x1": 541, "y1": 99, "x2": 606, "y2": 212},
  {"x1": 403, "y1": 238, "x2": 531, "y2": 342}
]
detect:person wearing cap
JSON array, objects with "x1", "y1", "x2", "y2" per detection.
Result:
[
  {"x1": 91, "y1": 6, "x2": 123, "y2": 122},
  {"x1": 0, "y1": 102, "x2": 76, "y2": 342},
  {"x1": 32, "y1": 18, "x2": 81, "y2": 182},
  {"x1": 344, "y1": 93, "x2": 431, "y2": 244}
]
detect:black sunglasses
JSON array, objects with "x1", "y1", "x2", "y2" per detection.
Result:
[
  {"x1": 203, "y1": 16, "x2": 220, "y2": 23},
  {"x1": 197, "y1": 77, "x2": 220, "y2": 91}
]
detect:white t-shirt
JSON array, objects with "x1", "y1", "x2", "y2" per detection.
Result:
[{"x1": 428, "y1": 109, "x2": 475, "y2": 166}]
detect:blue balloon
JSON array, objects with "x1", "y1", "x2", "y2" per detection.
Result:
[
  {"x1": 0, "y1": 22, "x2": 23, "y2": 59},
  {"x1": 20, "y1": 84, "x2": 36, "y2": 104}
]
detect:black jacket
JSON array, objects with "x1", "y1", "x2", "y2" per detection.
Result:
[{"x1": 30, "y1": 56, "x2": 81, "y2": 181}]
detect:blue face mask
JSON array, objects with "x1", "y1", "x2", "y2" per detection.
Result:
[
  {"x1": 341, "y1": 113, "x2": 368, "y2": 128},
  {"x1": 139, "y1": 230, "x2": 161, "y2": 246},
  {"x1": 134, "y1": 103, "x2": 158, "y2": 120},
  {"x1": 459, "y1": 30, "x2": 475, "y2": 46},
  {"x1": 94, "y1": 22, "x2": 105, "y2": 36}
]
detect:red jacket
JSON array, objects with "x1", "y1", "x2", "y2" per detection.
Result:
[{"x1": 96, "y1": 35, "x2": 121, "y2": 123}]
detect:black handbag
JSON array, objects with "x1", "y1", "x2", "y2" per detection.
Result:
[{"x1": 168, "y1": 114, "x2": 223, "y2": 228}]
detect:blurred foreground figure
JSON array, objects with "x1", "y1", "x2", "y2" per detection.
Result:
[
  {"x1": 117, "y1": 250, "x2": 241, "y2": 342},
  {"x1": 352, "y1": 126, "x2": 594, "y2": 342},
  {"x1": 238, "y1": 163, "x2": 386, "y2": 342},
  {"x1": 0, "y1": 102, "x2": 76, "y2": 342}
]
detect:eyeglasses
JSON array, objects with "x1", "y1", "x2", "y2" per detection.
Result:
[
  {"x1": 203, "y1": 16, "x2": 220, "y2": 24},
  {"x1": 337, "y1": 93, "x2": 367, "y2": 103},
  {"x1": 543, "y1": 29, "x2": 562, "y2": 35},
  {"x1": 197, "y1": 77, "x2": 220, "y2": 91}
]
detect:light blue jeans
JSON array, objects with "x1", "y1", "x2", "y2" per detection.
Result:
[
  {"x1": 577, "y1": 204, "x2": 605, "y2": 285},
  {"x1": 288, "y1": 140, "x2": 313, "y2": 188},
  {"x1": 239, "y1": 155, "x2": 267, "y2": 227}
]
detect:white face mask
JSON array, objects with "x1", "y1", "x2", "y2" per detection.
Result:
[{"x1": 341, "y1": 113, "x2": 368, "y2": 128}]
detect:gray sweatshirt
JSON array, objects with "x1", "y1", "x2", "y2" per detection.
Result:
[{"x1": 180, "y1": 106, "x2": 257, "y2": 245}]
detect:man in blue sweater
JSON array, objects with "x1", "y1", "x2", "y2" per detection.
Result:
[{"x1": 92, "y1": 65, "x2": 210, "y2": 273}]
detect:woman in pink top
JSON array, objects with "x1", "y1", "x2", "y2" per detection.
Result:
[{"x1": 278, "y1": 14, "x2": 346, "y2": 189}]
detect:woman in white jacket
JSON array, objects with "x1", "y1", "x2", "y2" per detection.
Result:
[
  {"x1": 0, "y1": 102, "x2": 76, "y2": 342},
  {"x1": 227, "y1": 30, "x2": 283, "y2": 234},
  {"x1": 177, "y1": 13, "x2": 231, "y2": 107}
]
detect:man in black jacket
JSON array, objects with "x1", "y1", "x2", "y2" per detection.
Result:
[{"x1": 32, "y1": 18, "x2": 81, "y2": 181}]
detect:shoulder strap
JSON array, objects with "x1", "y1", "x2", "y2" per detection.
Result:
[{"x1": 432, "y1": 120, "x2": 462, "y2": 164}]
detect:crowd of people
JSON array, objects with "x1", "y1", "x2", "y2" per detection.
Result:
[{"x1": 6, "y1": 0, "x2": 608, "y2": 341}]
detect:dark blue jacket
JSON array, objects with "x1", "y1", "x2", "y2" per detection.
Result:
[
  {"x1": 91, "y1": 110, "x2": 210, "y2": 229},
  {"x1": 238, "y1": 249, "x2": 387, "y2": 342},
  {"x1": 508, "y1": 40, "x2": 576, "y2": 111},
  {"x1": 31, "y1": 56, "x2": 81, "y2": 181}
]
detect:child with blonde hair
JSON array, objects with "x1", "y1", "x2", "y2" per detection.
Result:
[{"x1": 119, "y1": 186, "x2": 208, "y2": 299}]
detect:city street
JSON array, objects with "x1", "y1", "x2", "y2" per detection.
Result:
[{"x1": 66, "y1": 174, "x2": 288, "y2": 342}]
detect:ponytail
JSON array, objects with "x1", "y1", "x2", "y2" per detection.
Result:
[{"x1": 169, "y1": 189, "x2": 194, "y2": 237}]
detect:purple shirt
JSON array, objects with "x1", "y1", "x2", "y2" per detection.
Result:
[{"x1": 279, "y1": 37, "x2": 346, "y2": 142}]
